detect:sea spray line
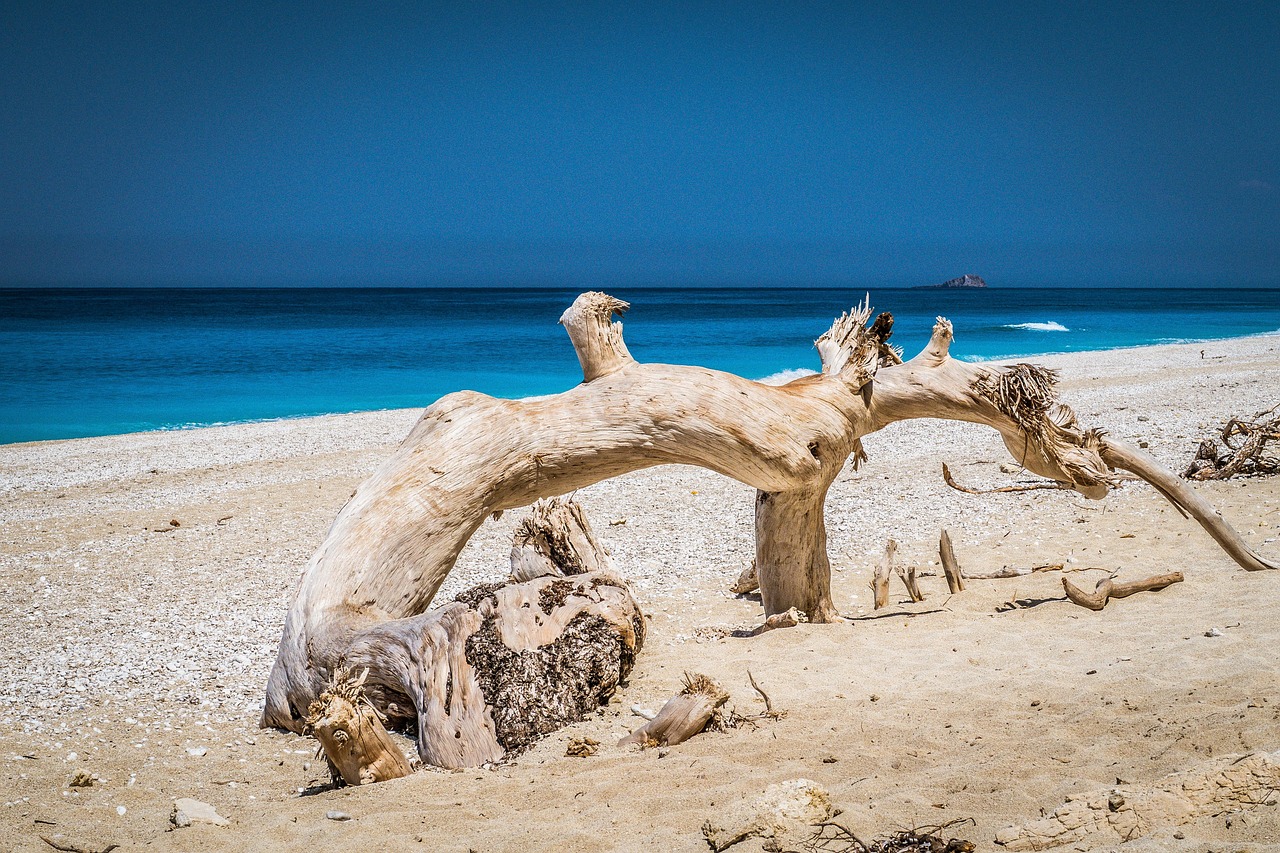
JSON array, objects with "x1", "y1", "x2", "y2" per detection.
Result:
[{"x1": 1002, "y1": 321, "x2": 1070, "y2": 332}]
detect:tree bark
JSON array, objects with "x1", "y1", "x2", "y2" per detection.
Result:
[{"x1": 262, "y1": 292, "x2": 1277, "y2": 765}]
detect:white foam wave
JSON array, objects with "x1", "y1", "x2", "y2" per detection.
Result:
[
  {"x1": 1003, "y1": 321, "x2": 1070, "y2": 332},
  {"x1": 756, "y1": 367, "x2": 818, "y2": 386}
]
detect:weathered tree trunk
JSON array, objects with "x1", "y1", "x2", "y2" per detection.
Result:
[{"x1": 263, "y1": 292, "x2": 1277, "y2": 765}]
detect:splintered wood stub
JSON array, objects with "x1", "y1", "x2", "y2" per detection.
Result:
[
  {"x1": 620, "y1": 673, "x2": 729, "y2": 748},
  {"x1": 940, "y1": 529, "x2": 966, "y2": 593}
]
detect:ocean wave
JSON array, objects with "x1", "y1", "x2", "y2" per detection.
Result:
[
  {"x1": 1002, "y1": 321, "x2": 1070, "y2": 332},
  {"x1": 756, "y1": 367, "x2": 818, "y2": 385}
]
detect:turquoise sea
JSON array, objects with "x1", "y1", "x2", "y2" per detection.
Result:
[{"x1": 2, "y1": 287, "x2": 1279, "y2": 445}]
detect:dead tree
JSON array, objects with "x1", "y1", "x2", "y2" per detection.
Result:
[{"x1": 263, "y1": 292, "x2": 1278, "y2": 765}]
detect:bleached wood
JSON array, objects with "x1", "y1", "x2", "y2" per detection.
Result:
[
  {"x1": 1062, "y1": 571, "x2": 1184, "y2": 611},
  {"x1": 939, "y1": 529, "x2": 965, "y2": 593},
  {"x1": 896, "y1": 561, "x2": 925, "y2": 603},
  {"x1": 872, "y1": 539, "x2": 895, "y2": 610},
  {"x1": 304, "y1": 668, "x2": 413, "y2": 786},
  {"x1": 263, "y1": 292, "x2": 1277, "y2": 764},
  {"x1": 620, "y1": 674, "x2": 729, "y2": 747},
  {"x1": 509, "y1": 496, "x2": 610, "y2": 582},
  {"x1": 730, "y1": 560, "x2": 760, "y2": 595}
]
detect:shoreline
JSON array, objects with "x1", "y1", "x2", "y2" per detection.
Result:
[
  {"x1": 1, "y1": 329, "x2": 1278, "y2": 851},
  {"x1": 5, "y1": 330, "x2": 1279, "y2": 451}
]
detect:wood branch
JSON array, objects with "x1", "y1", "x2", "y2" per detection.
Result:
[
  {"x1": 1062, "y1": 571, "x2": 1184, "y2": 611},
  {"x1": 620, "y1": 673, "x2": 729, "y2": 747},
  {"x1": 939, "y1": 529, "x2": 965, "y2": 593},
  {"x1": 746, "y1": 670, "x2": 776, "y2": 716},
  {"x1": 263, "y1": 292, "x2": 1276, "y2": 761},
  {"x1": 509, "y1": 496, "x2": 610, "y2": 582},
  {"x1": 730, "y1": 559, "x2": 760, "y2": 595},
  {"x1": 941, "y1": 462, "x2": 1072, "y2": 494},
  {"x1": 966, "y1": 564, "x2": 1065, "y2": 579},
  {"x1": 1100, "y1": 439, "x2": 1278, "y2": 571},
  {"x1": 304, "y1": 667, "x2": 413, "y2": 785},
  {"x1": 872, "y1": 539, "x2": 895, "y2": 609},
  {"x1": 896, "y1": 562, "x2": 925, "y2": 602}
]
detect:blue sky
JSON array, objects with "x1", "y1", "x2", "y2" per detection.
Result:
[{"x1": 1, "y1": 2, "x2": 1277, "y2": 286}]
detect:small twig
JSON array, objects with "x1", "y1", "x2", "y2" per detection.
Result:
[
  {"x1": 746, "y1": 670, "x2": 774, "y2": 715},
  {"x1": 40, "y1": 837, "x2": 119, "y2": 853},
  {"x1": 942, "y1": 463, "x2": 1070, "y2": 495}
]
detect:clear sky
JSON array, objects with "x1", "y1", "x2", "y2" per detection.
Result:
[{"x1": 2, "y1": 2, "x2": 1276, "y2": 286}]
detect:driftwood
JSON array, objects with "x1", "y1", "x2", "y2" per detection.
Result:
[
  {"x1": 896, "y1": 562, "x2": 925, "y2": 602},
  {"x1": 263, "y1": 291, "x2": 1277, "y2": 764},
  {"x1": 509, "y1": 496, "x2": 610, "y2": 581},
  {"x1": 941, "y1": 462, "x2": 1072, "y2": 494},
  {"x1": 749, "y1": 606, "x2": 808, "y2": 636},
  {"x1": 304, "y1": 667, "x2": 413, "y2": 785},
  {"x1": 1183, "y1": 404, "x2": 1280, "y2": 480},
  {"x1": 620, "y1": 673, "x2": 729, "y2": 747},
  {"x1": 1062, "y1": 571, "x2": 1184, "y2": 611},
  {"x1": 966, "y1": 564, "x2": 1065, "y2": 579},
  {"x1": 872, "y1": 540, "x2": 895, "y2": 609},
  {"x1": 730, "y1": 560, "x2": 760, "y2": 595},
  {"x1": 939, "y1": 529, "x2": 965, "y2": 593}
]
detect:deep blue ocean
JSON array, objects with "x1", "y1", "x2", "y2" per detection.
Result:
[{"x1": 2, "y1": 287, "x2": 1279, "y2": 445}]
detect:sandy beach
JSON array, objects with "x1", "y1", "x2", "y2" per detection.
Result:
[{"x1": 2, "y1": 334, "x2": 1279, "y2": 852}]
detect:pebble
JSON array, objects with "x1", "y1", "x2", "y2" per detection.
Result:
[
  {"x1": 186, "y1": 746, "x2": 207, "y2": 757},
  {"x1": 326, "y1": 810, "x2": 352, "y2": 821}
]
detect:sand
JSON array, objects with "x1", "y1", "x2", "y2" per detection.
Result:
[{"x1": 2, "y1": 335, "x2": 1279, "y2": 852}]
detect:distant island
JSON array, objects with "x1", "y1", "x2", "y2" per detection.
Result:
[{"x1": 917, "y1": 274, "x2": 987, "y2": 289}]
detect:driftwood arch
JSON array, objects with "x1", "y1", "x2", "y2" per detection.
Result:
[{"x1": 262, "y1": 292, "x2": 1277, "y2": 765}]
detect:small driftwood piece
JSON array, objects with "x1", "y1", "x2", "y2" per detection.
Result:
[
  {"x1": 730, "y1": 559, "x2": 760, "y2": 595},
  {"x1": 509, "y1": 496, "x2": 610, "y2": 582},
  {"x1": 942, "y1": 462, "x2": 1071, "y2": 494},
  {"x1": 896, "y1": 562, "x2": 925, "y2": 603},
  {"x1": 1062, "y1": 571, "x2": 1184, "y2": 611},
  {"x1": 966, "y1": 563, "x2": 1065, "y2": 579},
  {"x1": 304, "y1": 668, "x2": 413, "y2": 786},
  {"x1": 749, "y1": 606, "x2": 808, "y2": 636},
  {"x1": 872, "y1": 539, "x2": 895, "y2": 609},
  {"x1": 620, "y1": 673, "x2": 729, "y2": 747},
  {"x1": 939, "y1": 529, "x2": 965, "y2": 593}
]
